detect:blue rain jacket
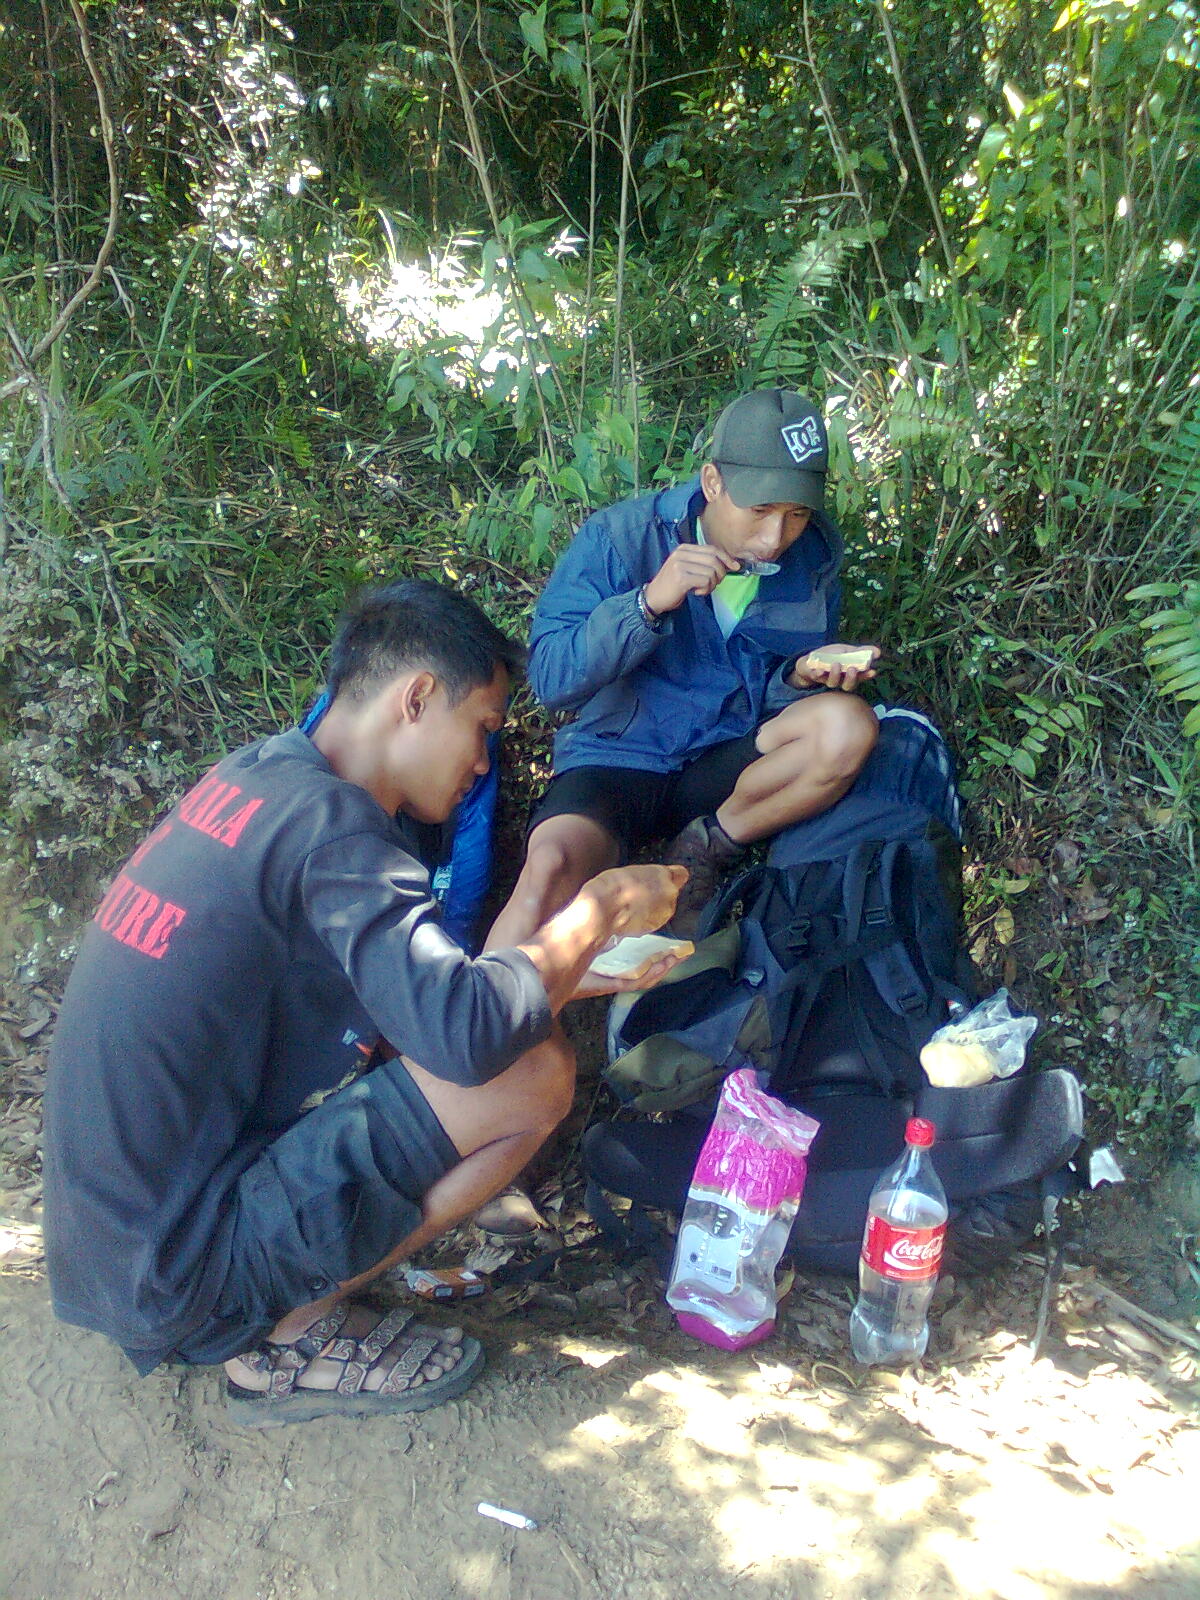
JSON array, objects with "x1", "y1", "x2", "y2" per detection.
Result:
[{"x1": 529, "y1": 477, "x2": 845, "y2": 774}]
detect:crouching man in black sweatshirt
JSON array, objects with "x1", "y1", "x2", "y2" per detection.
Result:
[{"x1": 42, "y1": 579, "x2": 684, "y2": 1425}]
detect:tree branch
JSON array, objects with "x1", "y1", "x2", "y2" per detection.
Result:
[
  {"x1": 0, "y1": 0, "x2": 121, "y2": 404},
  {"x1": 871, "y1": 0, "x2": 980, "y2": 411}
]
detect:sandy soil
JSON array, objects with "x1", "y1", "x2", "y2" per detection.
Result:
[
  {"x1": 3, "y1": 941, "x2": 1199, "y2": 1599},
  {"x1": 2, "y1": 1205, "x2": 1199, "y2": 1600}
]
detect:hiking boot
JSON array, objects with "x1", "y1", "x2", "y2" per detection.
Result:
[{"x1": 662, "y1": 814, "x2": 746, "y2": 938}]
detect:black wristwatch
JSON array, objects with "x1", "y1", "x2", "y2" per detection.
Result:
[{"x1": 636, "y1": 585, "x2": 664, "y2": 631}]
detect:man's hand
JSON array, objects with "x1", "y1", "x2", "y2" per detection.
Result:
[
  {"x1": 791, "y1": 643, "x2": 881, "y2": 693},
  {"x1": 584, "y1": 863, "x2": 689, "y2": 938},
  {"x1": 643, "y1": 544, "x2": 737, "y2": 615},
  {"x1": 568, "y1": 949, "x2": 688, "y2": 1000},
  {"x1": 559, "y1": 865, "x2": 689, "y2": 999},
  {"x1": 517, "y1": 864, "x2": 688, "y2": 1013}
]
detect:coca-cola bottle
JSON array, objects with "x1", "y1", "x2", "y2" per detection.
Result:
[{"x1": 850, "y1": 1117, "x2": 948, "y2": 1365}]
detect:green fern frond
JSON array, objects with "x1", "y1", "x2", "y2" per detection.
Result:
[
  {"x1": 750, "y1": 266, "x2": 817, "y2": 383},
  {"x1": 1155, "y1": 420, "x2": 1200, "y2": 510},
  {"x1": 0, "y1": 170, "x2": 51, "y2": 225},
  {"x1": 1129, "y1": 577, "x2": 1200, "y2": 747},
  {"x1": 886, "y1": 389, "x2": 971, "y2": 446}
]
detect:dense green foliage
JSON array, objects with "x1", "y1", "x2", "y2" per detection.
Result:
[{"x1": 2, "y1": 0, "x2": 1198, "y2": 1149}]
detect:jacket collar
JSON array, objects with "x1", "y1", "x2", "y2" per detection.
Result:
[{"x1": 652, "y1": 476, "x2": 703, "y2": 536}]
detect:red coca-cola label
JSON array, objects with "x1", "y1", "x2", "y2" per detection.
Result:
[{"x1": 861, "y1": 1214, "x2": 945, "y2": 1280}]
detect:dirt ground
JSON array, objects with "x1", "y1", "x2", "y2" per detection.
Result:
[
  {"x1": 3, "y1": 925, "x2": 1200, "y2": 1599},
  {"x1": 2, "y1": 1174, "x2": 1200, "y2": 1600}
]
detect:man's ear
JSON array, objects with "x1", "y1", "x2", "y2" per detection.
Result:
[
  {"x1": 395, "y1": 669, "x2": 439, "y2": 726},
  {"x1": 699, "y1": 462, "x2": 724, "y2": 503}
]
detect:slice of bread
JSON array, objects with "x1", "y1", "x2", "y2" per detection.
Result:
[
  {"x1": 806, "y1": 645, "x2": 877, "y2": 670},
  {"x1": 588, "y1": 933, "x2": 694, "y2": 980},
  {"x1": 919, "y1": 1038, "x2": 998, "y2": 1088}
]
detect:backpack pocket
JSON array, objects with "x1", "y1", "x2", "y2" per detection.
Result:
[{"x1": 606, "y1": 926, "x2": 763, "y2": 1112}]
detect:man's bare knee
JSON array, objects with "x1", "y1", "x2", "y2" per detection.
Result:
[
  {"x1": 487, "y1": 816, "x2": 617, "y2": 948},
  {"x1": 762, "y1": 693, "x2": 877, "y2": 781},
  {"x1": 523, "y1": 1030, "x2": 577, "y2": 1135},
  {"x1": 522, "y1": 833, "x2": 580, "y2": 900},
  {"x1": 812, "y1": 694, "x2": 876, "y2": 780},
  {"x1": 809, "y1": 692, "x2": 879, "y2": 779},
  {"x1": 403, "y1": 1027, "x2": 576, "y2": 1159},
  {"x1": 516, "y1": 818, "x2": 617, "y2": 913}
]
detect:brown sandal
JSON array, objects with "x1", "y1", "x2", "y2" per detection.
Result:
[{"x1": 225, "y1": 1302, "x2": 484, "y2": 1427}]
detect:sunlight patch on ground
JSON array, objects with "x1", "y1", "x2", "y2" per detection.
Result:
[
  {"x1": 451, "y1": 1548, "x2": 504, "y2": 1592},
  {"x1": 535, "y1": 1340, "x2": 1200, "y2": 1595},
  {"x1": 555, "y1": 1336, "x2": 629, "y2": 1369},
  {"x1": 0, "y1": 1213, "x2": 42, "y2": 1271}
]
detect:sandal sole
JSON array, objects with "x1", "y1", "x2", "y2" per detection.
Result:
[{"x1": 224, "y1": 1335, "x2": 485, "y2": 1428}]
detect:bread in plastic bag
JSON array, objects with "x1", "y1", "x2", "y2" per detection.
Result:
[{"x1": 920, "y1": 989, "x2": 1038, "y2": 1088}]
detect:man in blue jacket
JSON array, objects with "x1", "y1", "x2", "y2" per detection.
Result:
[{"x1": 488, "y1": 389, "x2": 881, "y2": 952}]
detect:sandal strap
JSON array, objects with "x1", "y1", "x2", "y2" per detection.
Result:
[
  {"x1": 234, "y1": 1303, "x2": 448, "y2": 1401},
  {"x1": 333, "y1": 1334, "x2": 439, "y2": 1396},
  {"x1": 288, "y1": 1300, "x2": 351, "y2": 1361},
  {"x1": 375, "y1": 1334, "x2": 442, "y2": 1395},
  {"x1": 265, "y1": 1346, "x2": 307, "y2": 1398},
  {"x1": 232, "y1": 1302, "x2": 352, "y2": 1389},
  {"x1": 322, "y1": 1336, "x2": 359, "y2": 1362},
  {"x1": 354, "y1": 1306, "x2": 417, "y2": 1363}
]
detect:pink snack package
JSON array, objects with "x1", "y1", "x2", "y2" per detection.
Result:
[{"x1": 666, "y1": 1068, "x2": 820, "y2": 1350}]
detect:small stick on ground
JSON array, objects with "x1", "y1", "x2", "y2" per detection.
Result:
[{"x1": 1019, "y1": 1252, "x2": 1200, "y2": 1356}]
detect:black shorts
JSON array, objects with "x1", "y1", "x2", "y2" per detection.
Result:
[
  {"x1": 168, "y1": 1058, "x2": 459, "y2": 1367},
  {"x1": 529, "y1": 730, "x2": 762, "y2": 857}
]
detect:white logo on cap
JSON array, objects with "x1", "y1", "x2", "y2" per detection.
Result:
[{"x1": 781, "y1": 418, "x2": 823, "y2": 465}]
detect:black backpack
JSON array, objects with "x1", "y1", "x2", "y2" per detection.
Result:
[
  {"x1": 608, "y1": 821, "x2": 976, "y2": 1112},
  {"x1": 590, "y1": 711, "x2": 1085, "y2": 1275},
  {"x1": 606, "y1": 710, "x2": 976, "y2": 1111}
]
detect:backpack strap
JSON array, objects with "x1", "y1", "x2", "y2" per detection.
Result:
[
  {"x1": 695, "y1": 862, "x2": 767, "y2": 941},
  {"x1": 840, "y1": 838, "x2": 878, "y2": 937},
  {"x1": 748, "y1": 849, "x2": 915, "y2": 1096},
  {"x1": 856, "y1": 840, "x2": 930, "y2": 1019},
  {"x1": 583, "y1": 1179, "x2": 675, "y2": 1275},
  {"x1": 847, "y1": 977, "x2": 911, "y2": 1097}
]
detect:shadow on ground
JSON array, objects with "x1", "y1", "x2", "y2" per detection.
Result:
[{"x1": 2, "y1": 1261, "x2": 1197, "y2": 1600}]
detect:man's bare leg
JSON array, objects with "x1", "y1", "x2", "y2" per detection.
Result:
[
  {"x1": 226, "y1": 1028, "x2": 576, "y2": 1391},
  {"x1": 664, "y1": 694, "x2": 879, "y2": 934},
  {"x1": 473, "y1": 813, "x2": 634, "y2": 1238},
  {"x1": 485, "y1": 812, "x2": 620, "y2": 949},
  {"x1": 716, "y1": 691, "x2": 879, "y2": 842}
]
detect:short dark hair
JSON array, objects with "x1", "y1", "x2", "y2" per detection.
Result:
[{"x1": 327, "y1": 579, "x2": 525, "y2": 705}]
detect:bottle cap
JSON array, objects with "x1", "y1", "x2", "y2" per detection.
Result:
[{"x1": 906, "y1": 1117, "x2": 936, "y2": 1148}]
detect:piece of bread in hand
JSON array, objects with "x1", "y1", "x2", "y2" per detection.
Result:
[
  {"x1": 587, "y1": 933, "x2": 694, "y2": 980},
  {"x1": 805, "y1": 645, "x2": 877, "y2": 671}
]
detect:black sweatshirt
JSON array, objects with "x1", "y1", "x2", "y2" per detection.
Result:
[{"x1": 42, "y1": 730, "x2": 551, "y2": 1358}]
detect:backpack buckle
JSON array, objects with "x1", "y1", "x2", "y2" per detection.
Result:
[{"x1": 863, "y1": 907, "x2": 890, "y2": 928}]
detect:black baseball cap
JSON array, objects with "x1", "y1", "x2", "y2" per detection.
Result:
[{"x1": 710, "y1": 389, "x2": 828, "y2": 511}]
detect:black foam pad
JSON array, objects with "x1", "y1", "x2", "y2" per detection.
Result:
[{"x1": 583, "y1": 1070, "x2": 1083, "y2": 1276}]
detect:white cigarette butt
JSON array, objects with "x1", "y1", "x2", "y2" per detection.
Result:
[{"x1": 477, "y1": 1501, "x2": 538, "y2": 1531}]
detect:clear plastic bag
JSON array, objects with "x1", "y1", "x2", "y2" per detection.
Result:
[
  {"x1": 920, "y1": 989, "x2": 1038, "y2": 1088},
  {"x1": 666, "y1": 1068, "x2": 819, "y2": 1350}
]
